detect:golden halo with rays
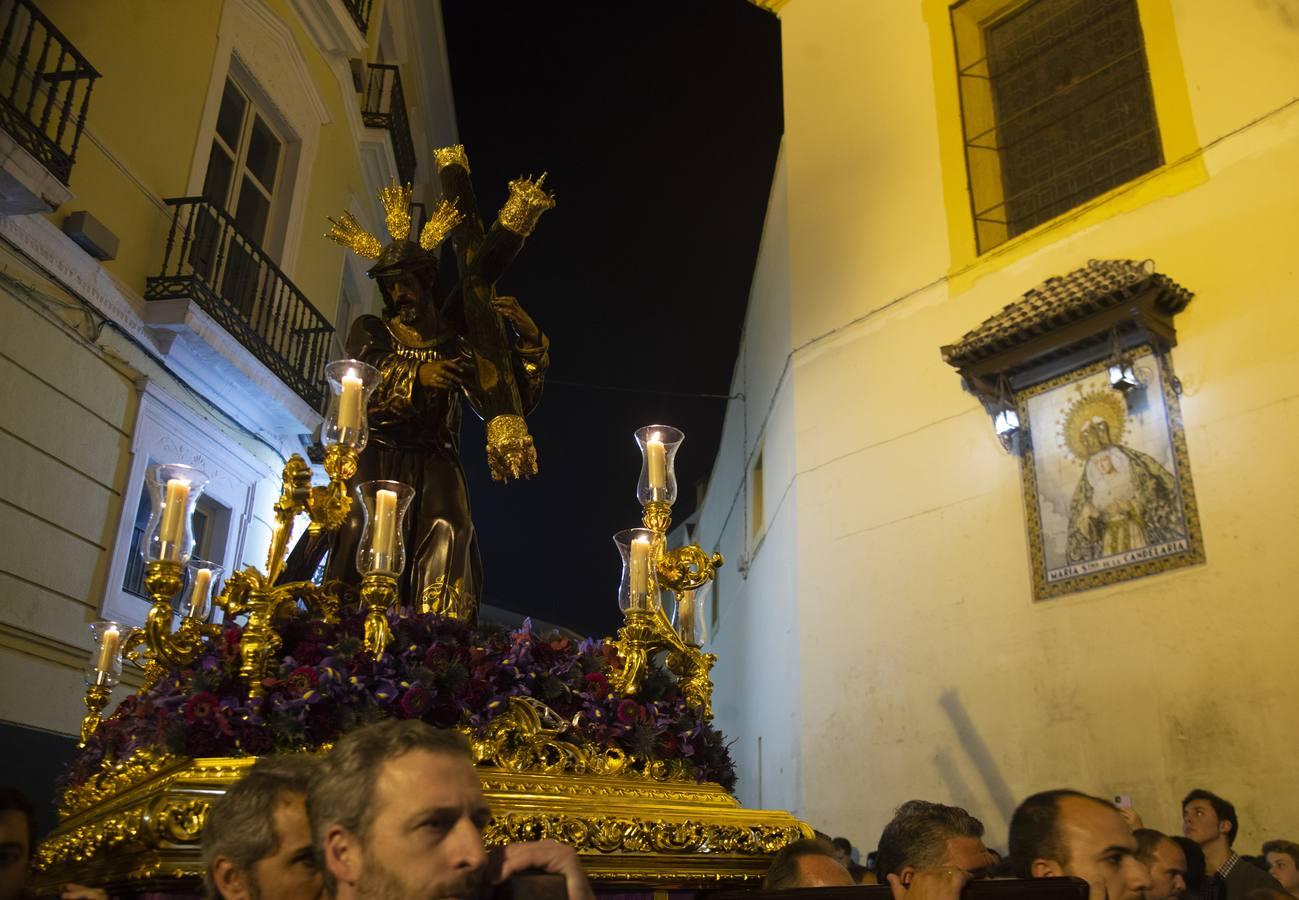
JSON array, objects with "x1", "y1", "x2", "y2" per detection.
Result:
[{"x1": 1059, "y1": 388, "x2": 1128, "y2": 462}]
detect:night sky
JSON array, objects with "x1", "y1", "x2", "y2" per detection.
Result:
[{"x1": 439, "y1": 2, "x2": 783, "y2": 637}]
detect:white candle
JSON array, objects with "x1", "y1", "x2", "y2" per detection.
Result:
[
  {"x1": 159, "y1": 478, "x2": 190, "y2": 554},
  {"x1": 629, "y1": 536, "x2": 651, "y2": 608},
  {"x1": 96, "y1": 625, "x2": 120, "y2": 673},
  {"x1": 372, "y1": 489, "x2": 398, "y2": 567},
  {"x1": 188, "y1": 568, "x2": 212, "y2": 620},
  {"x1": 338, "y1": 371, "x2": 364, "y2": 433},
  {"x1": 677, "y1": 591, "x2": 695, "y2": 642},
  {"x1": 646, "y1": 436, "x2": 666, "y2": 494}
]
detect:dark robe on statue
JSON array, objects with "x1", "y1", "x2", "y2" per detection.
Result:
[{"x1": 293, "y1": 314, "x2": 547, "y2": 621}]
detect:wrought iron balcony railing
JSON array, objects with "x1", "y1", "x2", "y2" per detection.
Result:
[
  {"x1": 341, "y1": 0, "x2": 373, "y2": 35},
  {"x1": 0, "y1": 0, "x2": 98, "y2": 184},
  {"x1": 145, "y1": 197, "x2": 333, "y2": 411},
  {"x1": 362, "y1": 63, "x2": 416, "y2": 186}
]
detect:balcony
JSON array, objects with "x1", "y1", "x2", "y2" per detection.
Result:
[
  {"x1": 340, "y1": 0, "x2": 373, "y2": 35},
  {"x1": 362, "y1": 63, "x2": 416, "y2": 186},
  {"x1": 144, "y1": 197, "x2": 333, "y2": 416},
  {"x1": 0, "y1": 0, "x2": 98, "y2": 212}
]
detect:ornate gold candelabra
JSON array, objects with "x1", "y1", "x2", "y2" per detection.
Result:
[{"x1": 608, "y1": 426, "x2": 723, "y2": 719}]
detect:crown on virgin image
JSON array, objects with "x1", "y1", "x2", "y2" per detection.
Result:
[{"x1": 325, "y1": 179, "x2": 463, "y2": 261}]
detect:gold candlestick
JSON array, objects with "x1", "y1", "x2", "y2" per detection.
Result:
[
  {"x1": 360, "y1": 572, "x2": 398, "y2": 658},
  {"x1": 79, "y1": 684, "x2": 111, "y2": 746}
]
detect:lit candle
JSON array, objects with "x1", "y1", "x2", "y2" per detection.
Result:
[
  {"x1": 372, "y1": 488, "x2": 397, "y2": 568},
  {"x1": 95, "y1": 624, "x2": 120, "y2": 673},
  {"x1": 158, "y1": 478, "x2": 191, "y2": 554},
  {"x1": 646, "y1": 435, "x2": 666, "y2": 497},
  {"x1": 188, "y1": 568, "x2": 212, "y2": 620},
  {"x1": 629, "y1": 536, "x2": 651, "y2": 609},
  {"x1": 338, "y1": 371, "x2": 364, "y2": 434},
  {"x1": 677, "y1": 590, "x2": 695, "y2": 642}
]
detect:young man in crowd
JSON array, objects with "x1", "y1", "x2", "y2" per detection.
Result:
[
  {"x1": 875, "y1": 800, "x2": 994, "y2": 885},
  {"x1": 1262, "y1": 841, "x2": 1299, "y2": 899},
  {"x1": 1182, "y1": 789, "x2": 1284, "y2": 899},
  {"x1": 762, "y1": 838, "x2": 853, "y2": 890},
  {"x1": 1007, "y1": 789, "x2": 1152, "y2": 900},
  {"x1": 202, "y1": 755, "x2": 323, "y2": 900},
  {"x1": 1136, "y1": 828, "x2": 1190, "y2": 900},
  {"x1": 309, "y1": 719, "x2": 593, "y2": 900}
]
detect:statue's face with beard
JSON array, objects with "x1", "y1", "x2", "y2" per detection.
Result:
[
  {"x1": 328, "y1": 750, "x2": 491, "y2": 900},
  {"x1": 382, "y1": 272, "x2": 432, "y2": 328}
]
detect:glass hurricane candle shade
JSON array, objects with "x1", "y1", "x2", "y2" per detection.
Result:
[
  {"x1": 323, "y1": 360, "x2": 382, "y2": 450},
  {"x1": 634, "y1": 425, "x2": 684, "y2": 506},
  {"x1": 86, "y1": 620, "x2": 125, "y2": 688},
  {"x1": 355, "y1": 480, "x2": 416, "y2": 576},
  {"x1": 613, "y1": 527, "x2": 659, "y2": 612},
  {"x1": 181, "y1": 561, "x2": 223, "y2": 621},
  {"x1": 142, "y1": 464, "x2": 210, "y2": 564},
  {"x1": 671, "y1": 582, "x2": 711, "y2": 646}
]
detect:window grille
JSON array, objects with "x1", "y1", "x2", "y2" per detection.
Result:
[{"x1": 952, "y1": 0, "x2": 1162, "y2": 253}]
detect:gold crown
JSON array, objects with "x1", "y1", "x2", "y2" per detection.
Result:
[
  {"x1": 433, "y1": 144, "x2": 470, "y2": 173},
  {"x1": 419, "y1": 198, "x2": 464, "y2": 251},
  {"x1": 326, "y1": 180, "x2": 423, "y2": 259},
  {"x1": 498, "y1": 174, "x2": 556, "y2": 237}
]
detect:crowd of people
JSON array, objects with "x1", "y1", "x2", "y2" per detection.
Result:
[
  {"x1": 770, "y1": 790, "x2": 1298, "y2": 900},
  {"x1": 1, "y1": 733, "x2": 1296, "y2": 900}
]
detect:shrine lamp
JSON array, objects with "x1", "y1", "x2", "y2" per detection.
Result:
[
  {"x1": 635, "y1": 425, "x2": 684, "y2": 508},
  {"x1": 142, "y1": 463, "x2": 209, "y2": 566},
  {"x1": 614, "y1": 527, "x2": 660, "y2": 612},
  {"x1": 323, "y1": 359, "x2": 381, "y2": 450}
]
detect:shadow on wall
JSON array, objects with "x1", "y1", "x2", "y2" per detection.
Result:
[{"x1": 938, "y1": 689, "x2": 1017, "y2": 824}]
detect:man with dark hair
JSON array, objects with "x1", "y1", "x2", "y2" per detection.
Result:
[
  {"x1": 830, "y1": 837, "x2": 854, "y2": 867},
  {"x1": 762, "y1": 838, "x2": 853, "y2": 890},
  {"x1": 310, "y1": 719, "x2": 592, "y2": 900},
  {"x1": 1007, "y1": 789, "x2": 1151, "y2": 900},
  {"x1": 0, "y1": 787, "x2": 34, "y2": 900},
  {"x1": 1136, "y1": 828, "x2": 1190, "y2": 900},
  {"x1": 202, "y1": 754, "x2": 323, "y2": 900},
  {"x1": 1183, "y1": 789, "x2": 1283, "y2": 899},
  {"x1": 876, "y1": 800, "x2": 992, "y2": 885},
  {"x1": 1262, "y1": 840, "x2": 1299, "y2": 899}
]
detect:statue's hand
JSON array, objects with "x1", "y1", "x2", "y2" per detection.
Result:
[
  {"x1": 492, "y1": 295, "x2": 542, "y2": 347},
  {"x1": 418, "y1": 357, "x2": 468, "y2": 390}
]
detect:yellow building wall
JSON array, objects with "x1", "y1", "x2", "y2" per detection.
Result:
[
  {"x1": 757, "y1": 0, "x2": 1299, "y2": 848},
  {"x1": 36, "y1": 0, "x2": 384, "y2": 321},
  {"x1": 0, "y1": 0, "x2": 435, "y2": 735}
]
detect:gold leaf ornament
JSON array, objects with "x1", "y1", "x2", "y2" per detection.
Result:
[
  {"x1": 419, "y1": 198, "x2": 464, "y2": 251},
  {"x1": 325, "y1": 212, "x2": 382, "y2": 260},
  {"x1": 380, "y1": 181, "x2": 413, "y2": 242}
]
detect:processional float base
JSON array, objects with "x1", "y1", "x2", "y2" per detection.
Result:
[{"x1": 35, "y1": 754, "x2": 811, "y2": 893}]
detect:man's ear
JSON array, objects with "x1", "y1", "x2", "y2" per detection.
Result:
[
  {"x1": 1032, "y1": 858, "x2": 1065, "y2": 878},
  {"x1": 324, "y1": 824, "x2": 362, "y2": 887},
  {"x1": 898, "y1": 866, "x2": 916, "y2": 887},
  {"x1": 212, "y1": 857, "x2": 251, "y2": 900},
  {"x1": 1218, "y1": 820, "x2": 1231, "y2": 837}
]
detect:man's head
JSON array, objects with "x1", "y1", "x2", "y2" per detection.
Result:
[
  {"x1": 1008, "y1": 790, "x2": 1151, "y2": 900},
  {"x1": 762, "y1": 838, "x2": 853, "y2": 890},
  {"x1": 202, "y1": 755, "x2": 321, "y2": 900},
  {"x1": 1135, "y1": 829, "x2": 1188, "y2": 900},
  {"x1": 0, "y1": 787, "x2": 34, "y2": 900},
  {"x1": 876, "y1": 800, "x2": 991, "y2": 884},
  {"x1": 1263, "y1": 840, "x2": 1299, "y2": 894},
  {"x1": 1181, "y1": 790, "x2": 1237, "y2": 848},
  {"x1": 309, "y1": 719, "x2": 489, "y2": 900},
  {"x1": 830, "y1": 837, "x2": 853, "y2": 867},
  {"x1": 370, "y1": 244, "x2": 440, "y2": 326}
]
